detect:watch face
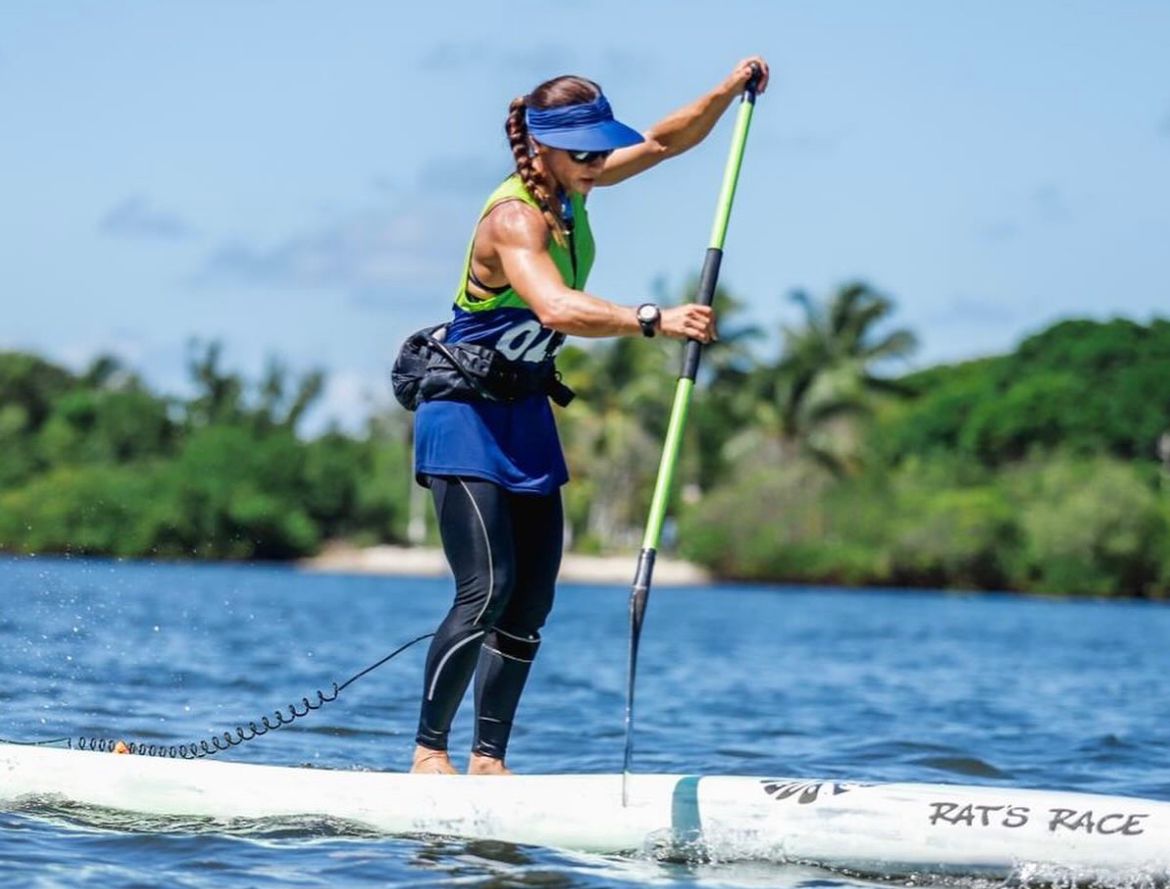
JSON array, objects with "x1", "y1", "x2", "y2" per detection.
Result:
[{"x1": 637, "y1": 304, "x2": 658, "y2": 322}]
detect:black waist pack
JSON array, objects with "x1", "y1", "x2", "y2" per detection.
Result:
[{"x1": 392, "y1": 325, "x2": 575, "y2": 411}]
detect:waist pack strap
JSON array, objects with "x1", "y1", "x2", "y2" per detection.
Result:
[
  {"x1": 483, "y1": 353, "x2": 574, "y2": 407},
  {"x1": 509, "y1": 362, "x2": 574, "y2": 407},
  {"x1": 546, "y1": 372, "x2": 574, "y2": 408},
  {"x1": 428, "y1": 334, "x2": 494, "y2": 400}
]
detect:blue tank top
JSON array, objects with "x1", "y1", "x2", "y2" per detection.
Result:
[{"x1": 413, "y1": 176, "x2": 594, "y2": 495}]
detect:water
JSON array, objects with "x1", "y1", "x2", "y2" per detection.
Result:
[{"x1": 2, "y1": 556, "x2": 1169, "y2": 887}]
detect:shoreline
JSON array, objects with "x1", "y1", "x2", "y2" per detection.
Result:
[{"x1": 299, "y1": 542, "x2": 711, "y2": 586}]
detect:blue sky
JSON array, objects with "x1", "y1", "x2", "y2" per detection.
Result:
[{"x1": 2, "y1": 2, "x2": 1168, "y2": 430}]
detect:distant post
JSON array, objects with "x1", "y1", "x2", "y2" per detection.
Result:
[
  {"x1": 1159, "y1": 431, "x2": 1170, "y2": 492},
  {"x1": 407, "y1": 417, "x2": 426, "y2": 545}
]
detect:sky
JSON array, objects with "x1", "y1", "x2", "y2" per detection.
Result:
[{"x1": 2, "y1": 1, "x2": 1168, "y2": 431}]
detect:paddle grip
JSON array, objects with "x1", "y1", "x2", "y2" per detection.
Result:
[
  {"x1": 745, "y1": 62, "x2": 763, "y2": 99},
  {"x1": 680, "y1": 248, "x2": 722, "y2": 381}
]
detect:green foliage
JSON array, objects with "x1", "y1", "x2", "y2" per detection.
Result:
[
  {"x1": 0, "y1": 352, "x2": 79, "y2": 488},
  {"x1": 347, "y1": 433, "x2": 414, "y2": 545},
  {"x1": 881, "y1": 318, "x2": 1170, "y2": 466},
  {"x1": 153, "y1": 426, "x2": 320, "y2": 559},
  {"x1": 37, "y1": 389, "x2": 176, "y2": 466},
  {"x1": 678, "y1": 460, "x2": 886, "y2": 584},
  {"x1": 1008, "y1": 458, "x2": 1168, "y2": 596},
  {"x1": 681, "y1": 454, "x2": 1168, "y2": 597},
  {"x1": 0, "y1": 464, "x2": 167, "y2": 556},
  {"x1": 874, "y1": 360, "x2": 994, "y2": 462},
  {"x1": 882, "y1": 463, "x2": 1017, "y2": 589},
  {"x1": 302, "y1": 432, "x2": 365, "y2": 536},
  {"x1": 0, "y1": 352, "x2": 76, "y2": 430},
  {"x1": 0, "y1": 345, "x2": 414, "y2": 561},
  {"x1": 0, "y1": 405, "x2": 39, "y2": 490}
]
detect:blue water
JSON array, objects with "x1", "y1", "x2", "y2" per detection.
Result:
[{"x1": 2, "y1": 556, "x2": 1170, "y2": 888}]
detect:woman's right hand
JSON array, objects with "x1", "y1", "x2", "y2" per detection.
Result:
[{"x1": 660, "y1": 304, "x2": 717, "y2": 343}]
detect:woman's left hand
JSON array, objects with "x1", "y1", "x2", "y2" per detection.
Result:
[{"x1": 725, "y1": 55, "x2": 770, "y2": 96}]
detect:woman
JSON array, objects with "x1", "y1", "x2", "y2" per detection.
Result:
[{"x1": 410, "y1": 57, "x2": 770, "y2": 775}]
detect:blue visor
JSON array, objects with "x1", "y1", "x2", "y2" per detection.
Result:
[{"x1": 525, "y1": 94, "x2": 644, "y2": 152}]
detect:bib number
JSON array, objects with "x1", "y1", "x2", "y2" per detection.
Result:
[{"x1": 496, "y1": 320, "x2": 560, "y2": 362}]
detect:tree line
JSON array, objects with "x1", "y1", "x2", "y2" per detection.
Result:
[
  {"x1": 0, "y1": 343, "x2": 413, "y2": 560},
  {"x1": 2, "y1": 284, "x2": 1168, "y2": 596}
]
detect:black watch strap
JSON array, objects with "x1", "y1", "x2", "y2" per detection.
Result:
[{"x1": 636, "y1": 303, "x2": 660, "y2": 338}]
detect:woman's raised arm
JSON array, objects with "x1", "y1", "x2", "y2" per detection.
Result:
[{"x1": 597, "y1": 56, "x2": 769, "y2": 186}]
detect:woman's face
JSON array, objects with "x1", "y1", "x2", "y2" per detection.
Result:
[{"x1": 537, "y1": 144, "x2": 608, "y2": 197}]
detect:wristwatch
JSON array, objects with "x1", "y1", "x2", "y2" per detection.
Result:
[{"x1": 636, "y1": 303, "x2": 661, "y2": 338}]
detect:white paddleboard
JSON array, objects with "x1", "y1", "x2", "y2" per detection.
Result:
[{"x1": 2, "y1": 742, "x2": 1167, "y2": 882}]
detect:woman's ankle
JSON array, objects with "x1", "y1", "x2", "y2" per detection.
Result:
[
  {"x1": 467, "y1": 752, "x2": 512, "y2": 776},
  {"x1": 411, "y1": 745, "x2": 458, "y2": 775}
]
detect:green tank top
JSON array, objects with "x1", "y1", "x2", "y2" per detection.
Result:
[{"x1": 454, "y1": 174, "x2": 595, "y2": 312}]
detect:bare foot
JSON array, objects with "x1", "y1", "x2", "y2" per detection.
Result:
[
  {"x1": 411, "y1": 746, "x2": 457, "y2": 775},
  {"x1": 468, "y1": 753, "x2": 512, "y2": 776}
]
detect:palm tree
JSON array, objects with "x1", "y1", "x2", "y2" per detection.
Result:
[
  {"x1": 558, "y1": 335, "x2": 674, "y2": 550},
  {"x1": 556, "y1": 277, "x2": 768, "y2": 550},
  {"x1": 729, "y1": 281, "x2": 917, "y2": 473},
  {"x1": 688, "y1": 282, "x2": 766, "y2": 491}
]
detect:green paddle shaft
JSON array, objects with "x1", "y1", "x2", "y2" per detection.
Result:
[
  {"x1": 622, "y1": 66, "x2": 761, "y2": 802},
  {"x1": 642, "y1": 74, "x2": 758, "y2": 550}
]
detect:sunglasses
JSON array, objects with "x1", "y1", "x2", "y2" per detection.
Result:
[{"x1": 567, "y1": 148, "x2": 614, "y2": 165}]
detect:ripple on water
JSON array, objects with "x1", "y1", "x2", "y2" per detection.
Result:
[{"x1": 909, "y1": 754, "x2": 1011, "y2": 779}]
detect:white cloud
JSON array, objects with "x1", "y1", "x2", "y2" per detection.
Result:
[
  {"x1": 100, "y1": 196, "x2": 195, "y2": 240},
  {"x1": 197, "y1": 200, "x2": 465, "y2": 300}
]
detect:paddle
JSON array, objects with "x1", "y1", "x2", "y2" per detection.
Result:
[{"x1": 622, "y1": 64, "x2": 762, "y2": 805}]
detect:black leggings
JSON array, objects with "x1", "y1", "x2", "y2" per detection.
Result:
[{"x1": 415, "y1": 476, "x2": 563, "y2": 759}]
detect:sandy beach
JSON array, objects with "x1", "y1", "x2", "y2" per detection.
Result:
[{"x1": 300, "y1": 542, "x2": 711, "y2": 586}]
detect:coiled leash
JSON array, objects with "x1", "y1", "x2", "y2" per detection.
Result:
[{"x1": 1, "y1": 632, "x2": 434, "y2": 759}]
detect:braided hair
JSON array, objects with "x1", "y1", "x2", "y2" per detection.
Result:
[{"x1": 505, "y1": 76, "x2": 602, "y2": 248}]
